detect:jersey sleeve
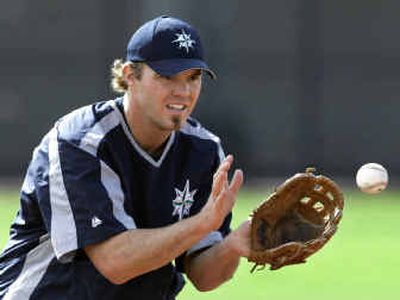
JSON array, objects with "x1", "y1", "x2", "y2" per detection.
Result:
[{"x1": 43, "y1": 126, "x2": 136, "y2": 262}]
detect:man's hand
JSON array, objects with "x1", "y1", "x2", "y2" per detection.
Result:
[{"x1": 200, "y1": 155, "x2": 243, "y2": 231}]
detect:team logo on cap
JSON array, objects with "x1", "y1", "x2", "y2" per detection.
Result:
[
  {"x1": 172, "y1": 180, "x2": 197, "y2": 220},
  {"x1": 172, "y1": 29, "x2": 196, "y2": 53}
]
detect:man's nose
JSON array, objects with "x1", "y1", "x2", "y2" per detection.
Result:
[{"x1": 172, "y1": 81, "x2": 191, "y2": 97}]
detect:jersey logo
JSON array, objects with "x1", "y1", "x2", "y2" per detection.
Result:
[
  {"x1": 91, "y1": 216, "x2": 103, "y2": 228},
  {"x1": 172, "y1": 29, "x2": 196, "y2": 53},
  {"x1": 172, "y1": 180, "x2": 197, "y2": 220}
]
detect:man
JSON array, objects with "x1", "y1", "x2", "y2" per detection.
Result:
[{"x1": 0, "y1": 15, "x2": 250, "y2": 299}]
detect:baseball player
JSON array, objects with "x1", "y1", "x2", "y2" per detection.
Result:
[{"x1": 0, "y1": 15, "x2": 251, "y2": 299}]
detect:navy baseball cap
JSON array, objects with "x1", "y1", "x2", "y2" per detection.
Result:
[{"x1": 126, "y1": 15, "x2": 216, "y2": 79}]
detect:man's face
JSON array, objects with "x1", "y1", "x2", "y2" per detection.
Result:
[{"x1": 132, "y1": 64, "x2": 202, "y2": 132}]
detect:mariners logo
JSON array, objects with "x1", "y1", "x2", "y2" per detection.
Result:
[
  {"x1": 172, "y1": 29, "x2": 196, "y2": 53},
  {"x1": 172, "y1": 180, "x2": 197, "y2": 220}
]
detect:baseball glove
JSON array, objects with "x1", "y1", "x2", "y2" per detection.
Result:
[{"x1": 248, "y1": 168, "x2": 344, "y2": 272}]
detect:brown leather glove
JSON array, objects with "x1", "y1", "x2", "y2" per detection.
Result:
[{"x1": 248, "y1": 168, "x2": 344, "y2": 272}]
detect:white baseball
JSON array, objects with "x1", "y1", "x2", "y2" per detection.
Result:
[{"x1": 356, "y1": 163, "x2": 388, "y2": 194}]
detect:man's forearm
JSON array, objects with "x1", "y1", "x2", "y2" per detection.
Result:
[
  {"x1": 185, "y1": 236, "x2": 241, "y2": 291},
  {"x1": 185, "y1": 220, "x2": 251, "y2": 291},
  {"x1": 85, "y1": 213, "x2": 211, "y2": 284}
]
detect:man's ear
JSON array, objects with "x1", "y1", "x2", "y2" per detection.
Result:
[{"x1": 122, "y1": 64, "x2": 136, "y2": 87}]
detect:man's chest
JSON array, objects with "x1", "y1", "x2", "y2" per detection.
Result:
[{"x1": 114, "y1": 156, "x2": 214, "y2": 228}]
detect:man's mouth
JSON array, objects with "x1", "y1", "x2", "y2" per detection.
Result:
[{"x1": 166, "y1": 104, "x2": 187, "y2": 111}]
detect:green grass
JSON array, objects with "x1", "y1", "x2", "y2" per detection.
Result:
[
  {"x1": 1, "y1": 188, "x2": 399, "y2": 299},
  {"x1": 0, "y1": 190, "x2": 18, "y2": 247}
]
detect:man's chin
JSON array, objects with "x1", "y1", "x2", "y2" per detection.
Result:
[{"x1": 171, "y1": 116, "x2": 184, "y2": 130}]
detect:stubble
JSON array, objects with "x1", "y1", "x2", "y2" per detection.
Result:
[{"x1": 171, "y1": 116, "x2": 183, "y2": 130}]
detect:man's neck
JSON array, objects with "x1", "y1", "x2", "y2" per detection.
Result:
[{"x1": 123, "y1": 94, "x2": 171, "y2": 156}]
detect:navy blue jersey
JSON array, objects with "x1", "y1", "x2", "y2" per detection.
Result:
[{"x1": 0, "y1": 98, "x2": 230, "y2": 300}]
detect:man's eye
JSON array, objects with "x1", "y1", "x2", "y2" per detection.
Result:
[
  {"x1": 160, "y1": 75, "x2": 172, "y2": 80},
  {"x1": 190, "y1": 74, "x2": 201, "y2": 81},
  {"x1": 155, "y1": 73, "x2": 172, "y2": 80}
]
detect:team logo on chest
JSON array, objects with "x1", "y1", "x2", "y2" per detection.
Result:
[{"x1": 172, "y1": 180, "x2": 197, "y2": 220}]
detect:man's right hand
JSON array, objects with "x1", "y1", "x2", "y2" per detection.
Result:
[{"x1": 199, "y1": 155, "x2": 243, "y2": 232}]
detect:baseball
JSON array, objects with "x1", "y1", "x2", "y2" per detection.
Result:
[{"x1": 356, "y1": 163, "x2": 388, "y2": 194}]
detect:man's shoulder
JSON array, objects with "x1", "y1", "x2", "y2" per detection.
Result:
[
  {"x1": 179, "y1": 118, "x2": 225, "y2": 162},
  {"x1": 55, "y1": 99, "x2": 120, "y2": 143},
  {"x1": 180, "y1": 117, "x2": 221, "y2": 145}
]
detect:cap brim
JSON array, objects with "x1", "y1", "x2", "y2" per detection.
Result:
[{"x1": 147, "y1": 59, "x2": 217, "y2": 80}]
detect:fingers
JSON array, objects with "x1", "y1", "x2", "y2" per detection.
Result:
[
  {"x1": 220, "y1": 154, "x2": 233, "y2": 171},
  {"x1": 211, "y1": 167, "x2": 228, "y2": 199},
  {"x1": 212, "y1": 155, "x2": 243, "y2": 198},
  {"x1": 229, "y1": 169, "x2": 243, "y2": 196},
  {"x1": 213, "y1": 155, "x2": 233, "y2": 181},
  {"x1": 211, "y1": 155, "x2": 232, "y2": 197},
  {"x1": 204, "y1": 155, "x2": 244, "y2": 231}
]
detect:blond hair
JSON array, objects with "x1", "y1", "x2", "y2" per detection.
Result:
[{"x1": 110, "y1": 59, "x2": 144, "y2": 94}]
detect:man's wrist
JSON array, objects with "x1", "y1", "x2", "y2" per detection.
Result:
[
  {"x1": 220, "y1": 233, "x2": 242, "y2": 258},
  {"x1": 189, "y1": 212, "x2": 215, "y2": 237}
]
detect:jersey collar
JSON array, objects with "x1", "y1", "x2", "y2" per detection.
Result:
[{"x1": 110, "y1": 99, "x2": 176, "y2": 168}]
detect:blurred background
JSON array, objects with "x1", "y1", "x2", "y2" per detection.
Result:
[
  {"x1": 1, "y1": 1, "x2": 400, "y2": 299},
  {"x1": 1, "y1": 0, "x2": 400, "y2": 183}
]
